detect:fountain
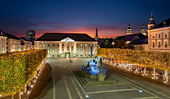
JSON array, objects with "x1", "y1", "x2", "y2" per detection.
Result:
[{"x1": 82, "y1": 56, "x2": 107, "y2": 81}]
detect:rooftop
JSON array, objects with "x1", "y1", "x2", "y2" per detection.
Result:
[
  {"x1": 2, "y1": 32, "x2": 20, "y2": 40},
  {"x1": 133, "y1": 38, "x2": 148, "y2": 45},
  {"x1": 36, "y1": 33, "x2": 96, "y2": 41},
  {"x1": 153, "y1": 18, "x2": 170, "y2": 29}
]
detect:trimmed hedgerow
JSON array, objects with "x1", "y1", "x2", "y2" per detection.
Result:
[{"x1": 0, "y1": 49, "x2": 47, "y2": 96}]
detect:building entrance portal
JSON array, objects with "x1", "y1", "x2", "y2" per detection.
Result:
[{"x1": 65, "y1": 53, "x2": 70, "y2": 58}]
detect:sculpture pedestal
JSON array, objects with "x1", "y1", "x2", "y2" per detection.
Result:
[
  {"x1": 82, "y1": 70, "x2": 106, "y2": 81},
  {"x1": 98, "y1": 73, "x2": 107, "y2": 81},
  {"x1": 90, "y1": 75, "x2": 98, "y2": 79}
]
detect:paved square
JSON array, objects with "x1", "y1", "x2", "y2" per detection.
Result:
[{"x1": 34, "y1": 58, "x2": 170, "y2": 99}]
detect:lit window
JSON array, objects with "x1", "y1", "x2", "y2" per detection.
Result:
[
  {"x1": 153, "y1": 42, "x2": 155, "y2": 47},
  {"x1": 53, "y1": 50, "x2": 54, "y2": 53},
  {"x1": 158, "y1": 42, "x2": 161, "y2": 47},
  {"x1": 158, "y1": 34, "x2": 161, "y2": 38},
  {"x1": 30, "y1": 32, "x2": 32, "y2": 34},
  {"x1": 165, "y1": 33, "x2": 167, "y2": 38},
  {"x1": 165, "y1": 41, "x2": 167, "y2": 47}
]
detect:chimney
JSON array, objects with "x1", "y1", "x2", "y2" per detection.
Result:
[
  {"x1": 164, "y1": 22, "x2": 166, "y2": 26},
  {"x1": 0, "y1": 31, "x2": 3, "y2": 35}
]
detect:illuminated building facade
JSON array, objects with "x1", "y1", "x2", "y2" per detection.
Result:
[
  {"x1": 1, "y1": 32, "x2": 21, "y2": 53},
  {"x1": 35, "y1": 33, "x2": 98, "y2": 58},
  {"x1": 0, "y1": 31, "x2": 7, "y2": 54},
  {"x1": 19, "y1": 37, "x2": 32, "y2": 51},
  {"x1": 148, "y1": 13, "x2": 170, "y2": 51}
]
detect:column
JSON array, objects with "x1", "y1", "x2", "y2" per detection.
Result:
[
  {"x1": 59, "y1": 43, "x2": 62, "y2": 53},
  {"x1": 69, "y1": 43, "x2": 71, "y2": 52},
  {"x1": 64, "y1": 43, "x2": 67, "y2": 52},
  {"x1": 96, "y1": 43, "x2": 97, "y2": 55},
  {"x1": 88, "y1": 44, "x2": 89, "y2": 56},
  {"x1": 82, "y1": 43, "x2": 84, "y2": 54},
  {"x1": 93, "y1": 43, "x2": 96, "y2": 55},
  {"x1": 74, "y1": 43, "x2": 76, "y2": 53}
]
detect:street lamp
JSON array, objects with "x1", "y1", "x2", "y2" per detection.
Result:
[{"x1": 141, "y1": 57, "x2": 147, "y2": 76}]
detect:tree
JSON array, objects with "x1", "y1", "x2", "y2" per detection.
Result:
[
  {"x1": 113, "y1": 37, "x2": 134, "y2": 49},
  {"x1": 100, "y1": 38, "x2": 113, "y2": 48}
]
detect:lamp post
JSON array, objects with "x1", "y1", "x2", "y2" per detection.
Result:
[
  {"x1": 164, "y1": 58, "x2": 169, "y2": 83},
  {"x1": 153, "y1": 56, "x2": 156, "y2": 79},
  {"x1": 141, "y1": 57, "x2": 147, "y2": 76}
]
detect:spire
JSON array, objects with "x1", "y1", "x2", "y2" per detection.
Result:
[
  {"x1": 141, "y1": 24, "x2": 146, "y2": 35},
  {"x1": 148, "y1": 11, "x2": 155, "y2": 30},
  {"x1": 127, "y1": 24, "x2": 132, "y2": 35},
  {"x1": 151, "y1": 11, "x2": 153, "y2": 18},
  {"x1": 95, "y1": 28, "x2": 98, "y2": 41}
]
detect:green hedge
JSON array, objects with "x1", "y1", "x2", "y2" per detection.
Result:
[{"x1": 0, "y1": 49, "x2": 47, "y2": 96}]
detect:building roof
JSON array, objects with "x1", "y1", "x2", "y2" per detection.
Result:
[
  {"x1": 133, "y1": 38, "x2": 148, "y2": 45},
  {"x1": 19, "y1": 37, "x2": 30, "y2": 41},
  {"x1": 0, "y1": 31, "x2": 7, "y2": 38},
  {"x1": 115, "y1": 33, "x2": 147, "y2": 42},
  {"x1": 2, "y1": 32, "x2": 20, "y2": 40},
  {"x1": 153, "y1": 18, "x2": 170, "y2": 29},
  {"x1": 36, "y1": 33, "x2": 96, "y2": 41}
]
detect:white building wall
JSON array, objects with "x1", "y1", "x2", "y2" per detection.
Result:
[
  {"x1": 7, "y1": 39, "x2": 21, "y2": 53},
  {"x1": 0, "y1": 36, "x2": 7, "y2": 54},
  {"x1": 34, "y1": 41, "x2": 97, "y2": 58}
]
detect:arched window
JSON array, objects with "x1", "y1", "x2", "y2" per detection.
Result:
[
  {"x1": 165, "y1": 33, "x2": 167, "y2": 38},
  {"x1": 158, "y1": 42, "x2": 161, "y2": 47},
  {"x1": 152, "y1": 42, "x2": 155, "y2": 47}
]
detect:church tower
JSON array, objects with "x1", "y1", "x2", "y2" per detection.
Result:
[
  {"x1": 141, "y1": 24, "x2": 146, "y2": 36},
  {"x1": 95, "y1": 28, "x2": 98, "y2": 41},
  {"x1": 127, "y1": 24, "x2": 132, "y2": 35},
  {"x1": 148, "y1": 12, "x2": 155, "y2": 30}
]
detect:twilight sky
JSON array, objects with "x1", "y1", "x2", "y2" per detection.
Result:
[{"x1": 0, "y1": 0, "x2": 170, "y2": 39}]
